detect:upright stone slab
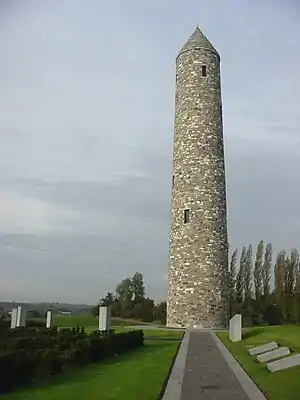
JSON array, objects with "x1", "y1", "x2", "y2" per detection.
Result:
[
  {"x1": 98, "y1": 306, "x2": 111, "y2": 331},
  {"x1": 257, "y1": 347, "x2": 290, "y2": 363},
  {"x1": 16, "y1": 306, "x2": 26, "y2": 327},
  {"x1": 248, "y1": 341, "x2": 278, "y2": 356},
  {"x1": 46, "y1": 311, "x2": 52, "y2": 328},
  {"x1": 267, "y1": 354, "x2": 300, "y2": 372},
  {"x1": 229, "y1": 314, "x2": 242, "y2": 342},
  {"x1": 20, "y1": 307, "x2": 27, "y2": 327},
  {"x1": 16, "y1": 306, "x2": 21, "y2": 327},
  {"x1": 10, "y1": 308, "x2": 18, "y2": 329}
]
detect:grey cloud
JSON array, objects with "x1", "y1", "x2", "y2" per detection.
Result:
[{"x1": 0, "y1": 230, "x2": 169, "y2": 303}]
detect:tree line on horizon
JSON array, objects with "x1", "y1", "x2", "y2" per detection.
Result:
[
  {"x1": 229, "y1": 240, "x2": 300, "y2": 325},
  {"x1": 93, "y1": 272, "x2": 166, "y2": 324}
]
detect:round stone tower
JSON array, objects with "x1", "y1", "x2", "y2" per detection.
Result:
[{"x1": 167, "y1": 26, "x2": 229, "y2": 329}]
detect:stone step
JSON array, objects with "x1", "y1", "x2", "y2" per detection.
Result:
[
  {"x1": 248, "y1": 341, "x2": 278, "y2": 356},
  {"x1": 257, "y1": 347, "x2": 290, "y2": 363},
  {"x1": 267, "y1": 354, "x2": 300, "y2": 372}
]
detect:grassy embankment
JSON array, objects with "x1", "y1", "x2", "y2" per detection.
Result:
[{"x1": 218, "y1": 325, "x2": 300, "y2": 400}]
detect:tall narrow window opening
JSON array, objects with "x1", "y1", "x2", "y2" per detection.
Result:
[
  {"x1": 172, "y1": 175, "x2": 175, "y2": 188},
  {"x1": 201, "y1": 65, "x2": 207, "y2": 77},
  {"x1": 184, "y1": 209, "x2": 190, "y2": 224}
]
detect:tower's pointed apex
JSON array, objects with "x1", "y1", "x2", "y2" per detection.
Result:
[{"x1": 178, "y1": 26, "x2": 219, "y2": 58}]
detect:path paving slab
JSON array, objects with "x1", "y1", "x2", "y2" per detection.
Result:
[{"x1": 180, "y1": 331, "x2": 249, "y2": 399}]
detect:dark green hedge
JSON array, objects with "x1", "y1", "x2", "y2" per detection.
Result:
[
  {"x1": 26, "y1": 319, "x2": 46, "y2": 328},
  {"x1": 0, "y1": 327, "x2": 144, "y2": 394}
]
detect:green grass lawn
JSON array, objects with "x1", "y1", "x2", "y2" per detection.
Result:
[
  {"x1": 217, "y1": 325, "x2": 300, "y2": 400},
  {"x1": 31, "y1": 314, "x2": 148, "y2": 328},
  {"x1": 2, "y1": 330, "x2": 183, "y2": 400}
]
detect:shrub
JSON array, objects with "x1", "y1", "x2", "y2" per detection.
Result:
[
  {"x1": 265, "y1": 304, "x2": 282, "y2": 325},
  {"x1": 48, "y1": 352, "x2": 64, "y2": 376},
  {"x1": 0, "y1": 350, "x2": 35, "y2": 394},
  {"x1": 0, "y1": 318, "x2": 10, "y2": 335},
  {"x1": 26, "y1": 319, "x2": 45, "y2": 328},
  {"x1": 0, "y1": 327, "x2": 144, "y2": 394}
]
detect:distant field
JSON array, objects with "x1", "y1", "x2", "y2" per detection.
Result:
[{"x1": 30, "y1": 314, "x2": 150, "y2": 328}]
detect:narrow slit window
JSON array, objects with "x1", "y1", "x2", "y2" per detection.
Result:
[
  {"x1": 184, "y1": 209, "x2": 190, "y2": 224},
  {"x1": 201, "y1": 65, "x2": 207, "y2": 77},
  {"x1": 172, "y1": 175, "x2": 175, "y2": 188}
]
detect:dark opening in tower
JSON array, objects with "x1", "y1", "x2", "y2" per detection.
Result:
[
  {"x1": 201, "y1": 65, "x2": 207, "y2": 77},
  {"x1": 184, "y1": 209, "x2": 190, "y2": 223}
]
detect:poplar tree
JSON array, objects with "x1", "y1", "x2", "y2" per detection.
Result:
[
  {"x1": 236, "y1": 246, "x2": 246, "y2": 304},
  {"x1": 282, "y1": 250, "x2": 299, "y2": 322},
  {"x1": 284, "y1": 256, "x2": 290, "y2": 293},
  {"x1": 254, "y1": 240, "x2": 264, "y2": 300},
  {"x1": 262, "y1": 243, "x2": 272, "y2": 298},
  {"x1": 275, "y1": 250, "x2": 286, "y2": 320},
  {"x1": 229, "y1": 249, "x2": 238, "y2": 315},
  {"x1": 285, "y1": 249, "x2": 299, "y2": 294},
  {"x1": 293, "y1": 250, "x2": 300, "y2": 322},
  {"x1": 275, "y1": 250, "x2": 285, "y2": 297},
  {"x1": 244, "y1": 245, "x2": 253, "y2": 301},
  {"x1": 295, "y1": 253, "x2": 300, "y2": 293}
]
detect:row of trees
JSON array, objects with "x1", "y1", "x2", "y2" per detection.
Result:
[
  {"x1": 93, "y1": 272, "x2": 166, "y2": 324},
  {"x1": 95, "y1": 241, "x2": 300, "y2": 327},
  {"x1": 229, "y1": 241, "x2": 300, "y2": 325}
]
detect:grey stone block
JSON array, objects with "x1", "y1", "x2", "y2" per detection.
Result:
[
  {"x1": 257, "y1": 347, "x2": 290, "y2": 363},
  {"x1": 10, "y1": 308, "x2": 18, "y2": 329},
  {"x1": 46, "y1": 311, "x2": 52, "y2": 328},
  {"x1": 248, "y1": 342, "x2": 278, "y2": 356},
  {"x1": 16, "y1": 306, "x2": 26, "y2": 327},
  {"x1": 267, "y1": 354, "x2": 300, "y2": 372},
  {"x1": 229, "y1": 314, "x2": 242, "y2": 342},
  {"x1": 98, "y1": 306, "x2": 110, "y2": 331}
]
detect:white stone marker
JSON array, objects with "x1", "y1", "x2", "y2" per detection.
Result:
[
  {"x1": 248, "y1": 341, "x2": 278, "y2": 356},
  {"x1": 267, "y1": 354, "x2": 300, "y2": 372},
  {"x1": 46, "y1": 311, "x2": 52, "y2": 328},
  {"x1": 16, "y1": 306, "x2": 27, "y2": 327},
  {"x1": 229, "y1": 314, "x2": 242, "y2": 342},
  {"x1": 257, "y1": 347, "x2": 290, "y2": 363},
  {"x1": 16, "y1": 306, "x2": 21, "y2": 327},
  {"x1": 98, "y1": 306, "x2": 111, "y2": 331},
  {"x1": 10, "y1": 308, "x2": 18, "y2": 329},
  {"x1": 20, "y1": 307, "x2": 27, "y2": 327}
]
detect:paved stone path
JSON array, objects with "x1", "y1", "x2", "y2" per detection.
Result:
[{"x1": 180, "y1": 331, "x2": 249, "y2": 399}]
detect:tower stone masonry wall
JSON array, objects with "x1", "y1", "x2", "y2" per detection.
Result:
[{"x1": 167, "y1": 28, "x2": 229, "y2": 329}]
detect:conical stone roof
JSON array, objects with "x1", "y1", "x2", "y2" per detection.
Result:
[{"x1": 177, "y1": 26, "x2": 219, "y2": 59}]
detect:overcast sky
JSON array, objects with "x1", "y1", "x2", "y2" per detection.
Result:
[{"x1": 0, "y1": 0, "x2": 299, "y2": 304}]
